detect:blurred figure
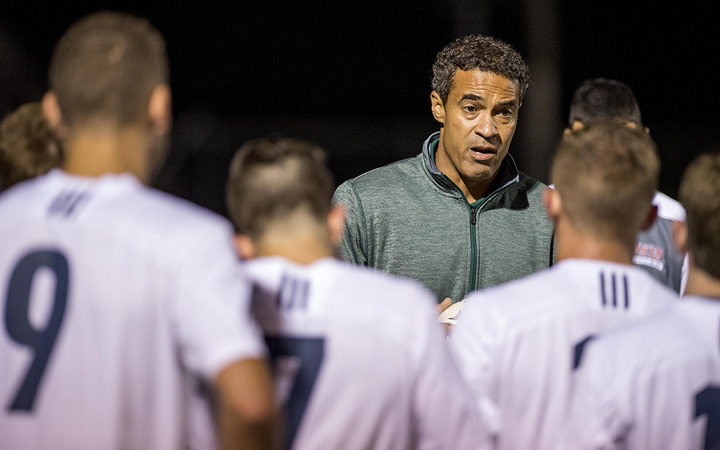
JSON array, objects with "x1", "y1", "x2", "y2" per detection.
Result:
[
  {"x1": 0, "y1": 11, "x2": 274, "y2": 449},
  {"x1": 449, "y1": 123, "x2": 678, "y2": 450},
  {"x1": 226, "y1": 137, "x2": 488, "y2": 449},
  {"x1": 567, "y1": 77, "x2": 687, "y2": 293},
  {"x1": 565, "y1": 152, "x2": 720, "y2": 449},
  {"x1": 0, "y1": 102, "x2": 62, "y2": 192}
]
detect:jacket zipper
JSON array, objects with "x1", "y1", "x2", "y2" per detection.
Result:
[
  {"x1": 468, "y1": 206, "x2": 478, "y2": 293},
  {"x1": 467, "y1": 189, "x2": 506, "y2": 294}
]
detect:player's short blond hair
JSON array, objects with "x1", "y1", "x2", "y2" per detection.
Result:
[
  {"x1": 48, "y1": 11, "x2": 168, "y2": 128},
  {"x1": 551, "y1": 121, "x2": 659, "y2": 244},
  {"x1": 678, "y1": 152, "x2": 720, "y2": 278},
  {"x1": 226, "y1": 137, "x2": 335, "y2": 239},
  {"x1": 0, "y1": 102, "x2": 62, "y2": 191}
]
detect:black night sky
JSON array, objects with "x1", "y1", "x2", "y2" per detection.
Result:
[{"x1": 1, "y1": 1, "x2": 718, "y2": 216}]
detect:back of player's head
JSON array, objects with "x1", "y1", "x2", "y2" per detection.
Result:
[
  {"x1": 431, "y1": 34, "x2": 530, "y2": 104},
  {"x1": 226, "y1": 137, "x2": 335, "y2": 239},
  {"x1": 48, "y1": 11, "x2": 169, "y2": 128},
  {"x1": 552, "y1": 121, "x2": 659, "y2": 243},
  {"x1": 678, "y1": 152, "x2": 720, "y2": 279},
  {"x1": 0, "y1": 102, "x2": 62, "y2": 191},
  {"x1": 568, "y1": 78, "x2": 642, "y2": 128}
]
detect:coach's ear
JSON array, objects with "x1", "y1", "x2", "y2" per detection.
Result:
[
  {"x1": 430, "y1": 91, "x2": 445, "y2": 127},
  {"x1": 671, "y1": 220, "x2": 688, "y2": 254},
  {"x1": 640, "y1": 205, "x2": 658, "y2": 231},
  {"x1": 542, "y1": 186, "x2": 561, "y2": 223},
  {"x1": 232, "y1": 234, "x2": 256, "y2": 260},
  {"x1": 42, "y1": 91, "x2": 67, "y2": 139},
  {"x1": 327, "y1": 204, "x2": 346, "y2": 247}
]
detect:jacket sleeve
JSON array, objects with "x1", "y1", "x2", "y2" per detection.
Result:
[{"x1": 332, "y1": 180, "x2": 369, "y2": 266}]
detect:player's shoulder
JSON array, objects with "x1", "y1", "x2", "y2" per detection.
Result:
[
  {"x1": 462, "y1": 263, "x2": 577, "y2": 319},
  {"x1": 248, "y1": 256, "x2": 434, "y2": 305},
  {"x1": 128, "y1": 182, "x2": 229, "y2": 234},
  {"x1": 652, "y1": 190, "x2": 686, "y2": 222},
  {"x1": 0, "y1": 169, "x2": 54, "y2": 211},
  {"x1": 584, "y1": 298, "x2": 708, "y2": 372},
  {"x1": 71, "y1": 171, "x2": 233, "y2": 251},
  {"x1": 324, "y1": 257, "x2": 439, "y2": 320},
  {"x1": 248, "y1": 257, "x2": 439, "y2": 353}
]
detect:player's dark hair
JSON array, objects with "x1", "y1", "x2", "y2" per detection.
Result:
[
  {"x1": 678, "y1": 152, "x2": 720, "y2": 279},
  {"x1": 48, "y1": 11, "x2": 168, "y2": 128},
  {"x1": 552, "y1": 121, "x2": 659, "y2": 245},
  {"x1": 431, "y1": 34, "x2": 530, "y2": 104},
  {"x1": 568, "y1": 78, "x2": 642, "y2": 127},
  {"x1": 226, "y1": 137, "x2": 335, "y2": 239},
  {"x1": 0, "y1": 102, "x2": 62, "y2": 191}
]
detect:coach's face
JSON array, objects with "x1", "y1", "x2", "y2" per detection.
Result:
[{"x1": 431, "y1": 69, "x2": 520, "y2": 202}]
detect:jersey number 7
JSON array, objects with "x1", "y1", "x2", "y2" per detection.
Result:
[{"x1": 265, "y1": 336, "x2": 324, "y2": 450}]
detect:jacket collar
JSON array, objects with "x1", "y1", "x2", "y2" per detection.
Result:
[{"x1": 421, "y1": 131, "x2": 520, "y2": 199}]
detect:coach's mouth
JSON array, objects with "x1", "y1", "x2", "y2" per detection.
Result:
[{"x1": 470, "y1": 146, "x2": 496, "y2": 161}]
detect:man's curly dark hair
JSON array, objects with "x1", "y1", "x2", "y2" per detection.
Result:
[{"x1": 431, "y1": 35, "x2": 530, "y2": 104}]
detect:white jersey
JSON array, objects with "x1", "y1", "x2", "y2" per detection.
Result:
[
  {"x1": 565, "y1": 295, "x2": 720, "y2": 449},
  {"x1": 244, "y1": 256, "x2": 489, "y2": 450},
  {"x1": 449, "y1": 259, "x2": 678, "y2": 450},
  {"x1": 0, "y1": 170, "x2": 265, "y2": 449}
]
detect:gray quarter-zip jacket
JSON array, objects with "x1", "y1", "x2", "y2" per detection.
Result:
[{"x1": 332, "y1": 131, "x2": 555, "y2": 303}]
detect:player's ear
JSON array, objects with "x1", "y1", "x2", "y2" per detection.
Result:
[
  {"x1": 232, "y1": 234, "x2": 256, "y2": 260},
  {"x1": 42, "y1": 91, "x2": 67, "y2": 139},
  {"x1": 430, "y1": 91, "x2": 445, "y2": 127},
  {"x1": 640, "y1": 204, "x2": 658, "y2": 231},
  {"x1": 542, "y1": 186, "x2": 561, "y2": 223},
  {"x1": 569, "y1": 121, "x2": 585, "y2": 132},
  {"x1": 671, "y1": 220, "x2": 688, "y2": 254},
  {"x1": 147, "y1": 84, "x2": 172, "y2": 137},
  {"x1": 327, "y1": 204, "x2": 346, "y2": 248}
]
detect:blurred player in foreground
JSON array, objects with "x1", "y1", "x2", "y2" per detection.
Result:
[
  {"x1": 0, "y1": 11, "x2": 275, "y2": 449},
  {"x1": 225, "y1": 137, "x2": 487, "y2": 449},
  {"x1": 449, "y1": 122, "x2": 678, "y2": 449},
  {"x1": 564, "y1": 152, "x2": 720, "y2": 449},
  {"x1": 567, "y1": 77, "x2": 687, "y2": 293},
  {"x1": 0, "y1": 102, "x2": 62, "y2": 192}
]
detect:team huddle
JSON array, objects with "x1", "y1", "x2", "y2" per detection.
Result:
[{"x1": 1, "y1": 10, "x2": 719, "y2": 450}]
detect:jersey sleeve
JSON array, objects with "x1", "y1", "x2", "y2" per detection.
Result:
[
  {"x1": 448, "y1": 296, "x2": 503, "y2": 437},
  {"x1": 332, "y1": 180, "x2": 368, "y2": 265},
  {"x1": 411, "y1": 288, "x2": 492, "y2": 449},
  {"x1": 169, "y1": 222, "x2": 266, "y2": 380}
]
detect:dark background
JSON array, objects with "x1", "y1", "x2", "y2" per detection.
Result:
[{"x1": 1, "y1": 1, "x2": 718, "y2": 217}]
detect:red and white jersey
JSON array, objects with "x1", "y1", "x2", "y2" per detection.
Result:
[
  {"x1": 449, "y1": 259, "x2": 678, "y2": 450},
  {"x1": 245, "y1": 256, "x2": 489, "y2": 450},
  {"x1": 564, "y1": 295, "x2": 720, "y2": 449},
  {"x1": 0, "y1": 170, "x2": 265, "y2": 449}
]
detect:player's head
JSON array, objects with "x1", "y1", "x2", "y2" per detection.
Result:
[
  {"x1": 568, "y1": 78, "x2": 643, "y2": 131},
  {"x1": 431, "y1": 34, "x2": 530, "y2": 105},
  {"x1": 549, "y1": 121, "x2": 659, "y2": 246},
  {"x1": 226, "y1": 137, "x2": 342, "y2": 259},
  {"x1": 0, "y1": 102, "x2": 62, "y2": 191},
  {"x1": 46, "y1": 11, "x2": 169, "y2": 129},
  {"x1": 677, "y1": 152, "x2": 720, "y2": 279}
]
